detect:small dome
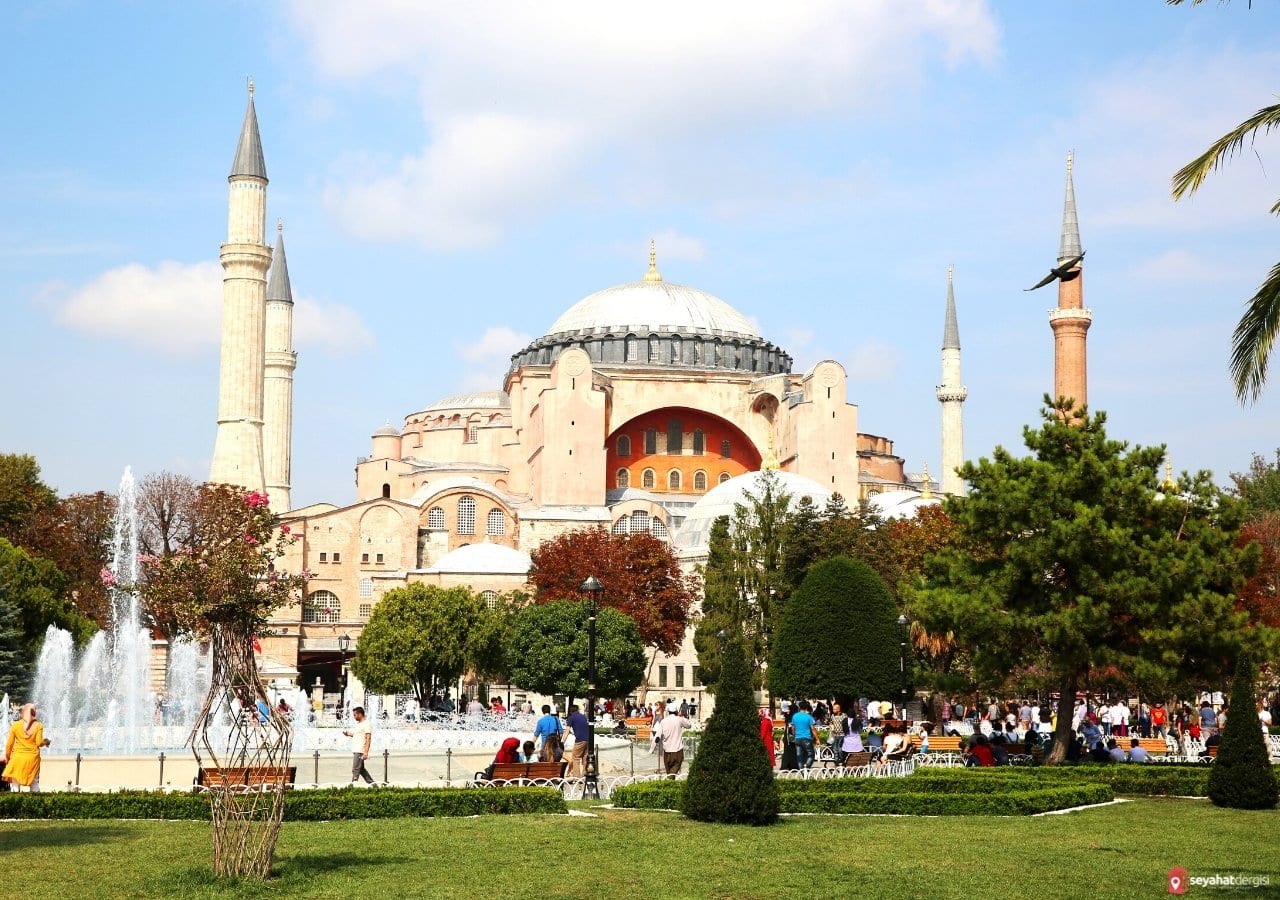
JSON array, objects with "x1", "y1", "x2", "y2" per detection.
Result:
[
  {"x1": 546, "y1": 280, "x2": 759, "y2": 339},
  {"x1": 422, "y1": 390, "x2": 511, "y2": 413},
  {"x1": 425, "y1": 542, "x2": 531, "y2": 575},
  {"x1": 373, "y1": 423, "x2": 400, "y2": 437},
  {"x1": 866, "y1": 490, "x2": 941, "y2": 521},
  {"x1": 674, "y1": 470, "x2": 832, "y2": 553}
]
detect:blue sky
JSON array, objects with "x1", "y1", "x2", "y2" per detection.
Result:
[{"x1": 3, "y1": 1, "x2": 1280, "y2": 507}]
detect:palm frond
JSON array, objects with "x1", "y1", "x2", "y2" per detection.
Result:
[
  {"x1": 1172, "y1": 101, "x2": 1280, "y2": 199},
  {"x1": 1230, "y1": 259, "x2": 1280, "y2": 403}
]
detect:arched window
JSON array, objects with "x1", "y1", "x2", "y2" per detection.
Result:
[
  {"x1": 617, "y1": 435, "x2": 631, "y2": 457},
  {"x1": 719, "y1": 472, "x2": 731, "y2": 485},
  {"x1": 427, "y1": 506, "x2": 445, "y2": 530},
  {"x1": 644, "y1": 428, "x2": 657, "y2": 455},
  {"x1": 381, "y1": 483, "x2": 391, "y2": 498},
  {"x1": 641, "y1": 468, "x2": 655, "y2": 489},
  {"x1": 616, "y1": 468, "x2": 630, "y2": 489},
  {"x1": 457, "y1": 496, "x2": 476, "y2": 535},
  {"x1": 612, "y1": 516, "x2": 629, "y2": 535},
  {"x1": 651, "y1": 518, "x2": 668, "y2": 539},
  {"x1": 668, "y1": 470, "x2": 682, "y2": 491},
  {"x1": 480, "y1": 589, "x2": 499, "y2": 610},
  {"x1": 670, "y1": 335, "x2": 681, "y2": 363},
  {"x1": 302, "y1": 590, "x2": 340, "y2": 624},
  {"x1": 712, "y1": 339, "x2": 722, "y2": 365},
  {"x1": 694, "y1": 470, "x2": 707, "y2": 492},
  {"x1": 466, "y1": 424, "x2": 478, "y2": 443},
  {"x1": 721, "y1": 439, "x2": 731, "y2": 459},
  {"x1": 625, "y1": 334, "x2": 638, "y2": 362},
  {"x1": 648, "y1": 335, "x2": 660, "y2": 363},
  {"x1": 667, "y1": 418, "x2": 682, "y2": 455},
  {"x1": 692, "y1": 429, "x2": 705, "y2": 455},
  {"x1": 631, "y1": 511, "x2": 649, "y2": 533},
  {"x1": 487, "y1": 508, "x2": 505, "y2": 536}
]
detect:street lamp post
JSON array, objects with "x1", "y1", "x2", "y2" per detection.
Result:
[
  {"x1": 337, "y1": 632, "x2": 351, "y2": 722},
  {"x1": 580, "y1": 576, "x2": 604, "y2": 800},
  {"x1": 896, "y1": 614, "x2": 909, "y2": 722}
]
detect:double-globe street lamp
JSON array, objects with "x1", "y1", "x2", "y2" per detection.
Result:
[{"x1": 580, "y1": 576, "x2": 603, "y2": 800}]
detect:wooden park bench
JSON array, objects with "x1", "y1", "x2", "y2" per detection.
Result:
[
  {"x1": 475, "y1": 761, "x2": 568, "y2": 785},
  {"x1": 912, "y1": 735, "x2": 964, "y2": 754},
  {"x1": 195, "y1": 766, "x2": 297, "y2": 790},
  {"x1": 1128, "y1": 737, "x2": 1172, "y2": 757}
]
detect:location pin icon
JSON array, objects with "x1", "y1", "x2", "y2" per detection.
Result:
[{"x1": 1168, "y1": 867, "x2": 1188, "y2": 894}]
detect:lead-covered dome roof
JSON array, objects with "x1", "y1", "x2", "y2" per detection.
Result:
[{"x1": 547, "y1": 279, "x2": 759, "y2": 339}]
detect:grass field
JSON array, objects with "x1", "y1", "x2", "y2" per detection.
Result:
[{"x1": 2, "y1": 798, "x2": 1278, "y2": 899}]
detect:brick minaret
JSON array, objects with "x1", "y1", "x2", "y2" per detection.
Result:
[
  {"x1": 1048, "y1": 151, "x2": 1091, "y2": 417},
  {"x1": 210, "y1": 80, "x2": 272, "y2": 493}
]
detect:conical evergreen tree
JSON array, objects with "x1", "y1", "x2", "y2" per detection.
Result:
[
  {"x1": 682, "y1": 635, "x2": 779, "y2": 825},
  {"x1": 0, "y1": 585, "x2": 28, "y2": 698},
  {"x1": 1207, "y1": 654, "x2": 1278, "y2": 810}
]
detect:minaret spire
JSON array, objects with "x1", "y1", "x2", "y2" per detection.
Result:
[
  {"x1": 936, "y1": 265, "x2": 967, "y2": 495},
  {"x1": 643, "y1": 239, "x2": 663, "y2": 282},
  {"x1": 263, "y1": 219, "x2": 297, "y2": 512},
  {"x1": 1048, "y1": 151, "x2": 1092, "y2": 419},
  {"x1": 210, "y1": 81, "x2": 272, "y2": 494}
]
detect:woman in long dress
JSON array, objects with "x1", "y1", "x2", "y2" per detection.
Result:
[
  {"x1": 759, "y1": 709, "x2": 776, "y2": 768},
  {"x1": 2, "y1": 703, "x2": 51, "y2": 792}
]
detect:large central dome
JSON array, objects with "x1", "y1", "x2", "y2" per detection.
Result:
[{"x1": 547, "y1": 279, "x2": 760, "y2": 339}]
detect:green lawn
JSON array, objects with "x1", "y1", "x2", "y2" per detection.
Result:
[{"x1": 3, "y1": 799, "x2": 1277, "y2": 898}]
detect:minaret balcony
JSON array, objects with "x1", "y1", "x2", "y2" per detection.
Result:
[{"x1": 935, "y1": 387, "x2": 968, "y2": 403}]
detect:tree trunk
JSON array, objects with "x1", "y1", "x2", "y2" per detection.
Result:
[
  {"x1": 637, "y1": 648, "x2": 659, "y2": 704},
  {"x1": 1044, "y1": 672, "x2": 1078, "y2": 766}
]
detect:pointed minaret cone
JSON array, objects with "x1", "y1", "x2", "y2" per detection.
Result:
[
  {"x1": 210, "y1": 80, "x2": 271, "y2": 494},
  {"x1": 936, "y1": 265, "x2": 967, "y2": 495},
  {"x1": 1048, "y1": 151, "x2": 1092, "y2": 420},
  {"x1": 263, "y1": 220, "x2": 297, "y2": 513}
]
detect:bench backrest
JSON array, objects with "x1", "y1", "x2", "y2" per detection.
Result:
[
  {"x1": 488, "y1": 761, "x2": 567, "y2": 781},
  {"x1": 197, "y1": 766, "x2": 297, "y2": 788},
  {"x1": 913, "y1": 735, "x2": 964, "y2": 752}
]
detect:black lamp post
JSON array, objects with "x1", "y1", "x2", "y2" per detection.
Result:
[
  {"x1": 580, "y1": 576, "x2": 604, "y2": 799},
  {"x1": 337, "y1": 632, "x2": 351, "y2": 720},
  {"x1": 896, "y1": 614, "x2": 909, "y2": 722}
]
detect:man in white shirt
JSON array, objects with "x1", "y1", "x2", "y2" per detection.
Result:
[
  {"x1": 866, "y1": 700, "x2": 881, "y2": 724},
  {"x1": 657, "y1": 706, "x2": 692, "y2": 774},
  {"x1": 1127, "y1": 738, "x2": 1150, "y2": 762},
  {"x1": 343, "y1": 706, "x2": 375, "y2": 785}
]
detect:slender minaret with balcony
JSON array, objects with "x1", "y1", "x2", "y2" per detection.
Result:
[
  {"x1": 936, "y1": 265, "x2": 968, "y2": 496},
  {"x1": 263, "y1": 220, "x2": 296, "y2": 512},
  {"x1": 210, "y1": 81, "x2": 272, "y2": 493},
  {"x1": 1048, "y1": 151, "x2": 1092, "y2": 417}
]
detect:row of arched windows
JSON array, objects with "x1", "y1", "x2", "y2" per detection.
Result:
[
  {"x1": 425, "y1": 497, "x2": 507, "y2": 536},
  {"x1": 617, "y1": 429, "x2": 730, "y2": 458},
  {"x1": 620, "y1": 334, "x2": 756, "y2": 368},
  {"x1": 611, "y1": 512, "x2": 669, "y2": 538},
  {"x1": 617, "y1": 468, "x2": 729, "y2": 491}
]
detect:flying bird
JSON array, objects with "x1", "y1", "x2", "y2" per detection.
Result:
[{"x1": 1025, "y1": 252, "x2": 1085, "y2": 291}]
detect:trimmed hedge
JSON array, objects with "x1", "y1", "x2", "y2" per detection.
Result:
[
  {"x1": 0, "y1": 786, "x2": 567, "y2": 821},
  {"x1": 611, "y1": 777, "x2": 1113, "y2": 815},
  {"x1": 911, "y1": 765, "x2": 1210, "y2": 797}
]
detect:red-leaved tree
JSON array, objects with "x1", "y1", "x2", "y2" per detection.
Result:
[
  {"x1": 1237, "y1": 511, "x2": 1280, "y2": 629},
  {"x1": 529, "y1": 527, "x2": 698, "y2": 655}
]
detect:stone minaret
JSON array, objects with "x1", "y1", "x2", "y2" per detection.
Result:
[
  {"x1": 936, "y1": 265, "x2": 967, "y2": 496},
  {"x1": 210, "y1": 80, "x2": 271, "y2": 493},
  {"x1": 263, "y1": 221, "x2": 296, "y2": 512},
  {"x1": 1048, "y1": 151, "x2": 1091, "y2": 416}
]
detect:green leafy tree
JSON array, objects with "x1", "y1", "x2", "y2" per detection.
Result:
[
  {"x1": 0, "y1": 585, "x2": 30, "y2": 698},
  {"x1": 0, "y1": 454, "x2": 57, "y2": 546},
  {"x1": 0, "y1": 538, "x2": 96, "y2": 660},
  {"x1": 693, "y1": 516, "x2": 748, "y2": 689},
  {"x1": 1231, "y1": 449, "x2": 1280, "y2": 516},
  {"x1": 911, "y1": 400, "x2": 1263, "y2": 764},
  {"x1": 768, "y1": 556, "x2": 902, "y2": 703},
  {"x1": 682, "y1": 635, "x2": 779, "y2": 825},
  {"x1": 507, "y1": 600, "x2": 646, "y2": 704},
  {"x1": 351, "y1": 584, "x2": 501, "y2": 703},
  {"x1": 1168, "y1": 0, "x2": 1280, "y2": 402},
  {"x1": 1207, "y1": 653, "x2": 1279, "y2": 810}
]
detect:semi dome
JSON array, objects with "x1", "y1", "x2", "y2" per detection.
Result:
[
  {"x1": 425, "y1": 541, "x2": 531, "y2": 575},
  {"x1": 546, "y1": 280, "x2": 759, "y2": 339},
  {"x1": 866, "y1": 489, "x2": 941, "y2": 521},
  {"x1": 674, "y1": 469, "x2": 832, "y2": 554},
  {"x1": 421, "y1": 390, "x2": 511, "y2": 413}
]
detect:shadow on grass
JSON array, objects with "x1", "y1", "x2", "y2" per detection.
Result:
[
  {"x1": 162, "y1": 855, "x2": 407, "y2": 897},
  {"x1": 272, "y1": 853, "x2": 406, "y2": 878},
  {"x1": 0, "y1": 822, "x2": 129, "y2": 852}
]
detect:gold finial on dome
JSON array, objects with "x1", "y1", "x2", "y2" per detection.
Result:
[
  {"x1": 1162, "y1": 460, "x2": 1177, "y2": 492},
  {"x1": 643, "y1": 239, "x2": 663, "y2": 283},
  {"x1": 920, "y1": 463, "x2": 933, "y2": 499}
]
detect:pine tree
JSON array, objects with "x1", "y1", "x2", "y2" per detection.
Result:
[
  {"x1": 1207, "y1": 654, "x2": 1279, "y2": 810},
  {"x1": 682, "y1": 635, "x2": 779, "y2": 825},
  {"x1": 768, "y1": 556, "x2": 901, "y2": 702},
  {"x1": 0, "y1": 585, "x2": 29, "y2": 698}
]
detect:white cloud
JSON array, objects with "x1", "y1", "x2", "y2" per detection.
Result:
[
  {"x1": 844, "y1": 340, "x2": 900, "y2": 383},
  {"x1": 48, "y1": 260, "x2": 373, "y2": 356},
  {"x1": 290, "y1": 0, "x2": 1000, "y2": 249}
]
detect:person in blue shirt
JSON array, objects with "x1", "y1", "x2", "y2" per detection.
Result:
[
  {"x1": 789, "y1": 700, "x2": 819, "y2": 770},
  {"x1": 565, "y1": 704, "x2": 591, "y2": 777},
  {"x1": 533, "y1": 705, "x2": 563, "y2": 761}
]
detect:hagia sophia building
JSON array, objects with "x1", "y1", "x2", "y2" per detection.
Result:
[{"x1": 205, "y1": 85, "x2": 1034, "y2": 712}]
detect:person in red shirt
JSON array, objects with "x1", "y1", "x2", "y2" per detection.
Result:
[
  {"x1": 759, "y1": 709, "x2": 777, "y2": 768},
  {"x1": 965, "y1": 734, "x2": 996, "y2": 767},
  {"x1": 1151, "y1": 702, "x2": 1168, "y2": 738}
]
